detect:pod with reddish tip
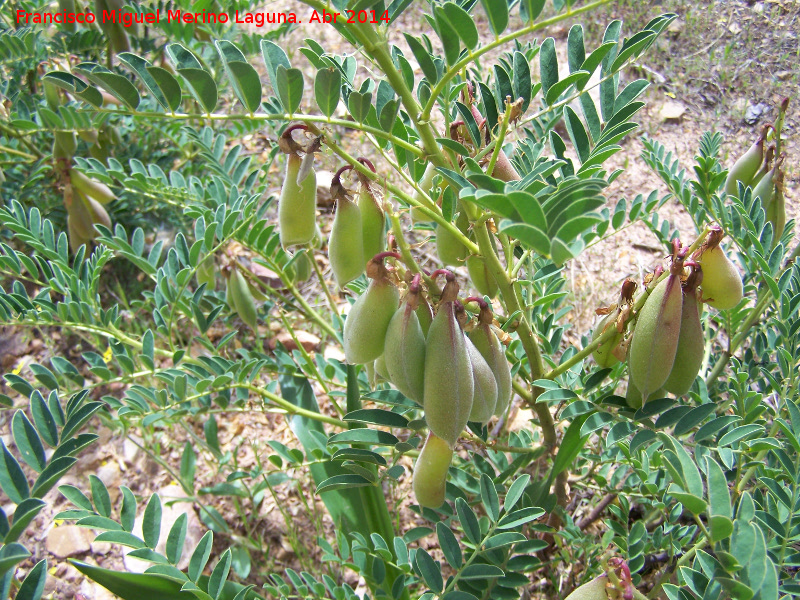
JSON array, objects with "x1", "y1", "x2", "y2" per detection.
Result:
[
  {"x1": 279, "y1": 152, "x2": 317, "y2": 248},
  {"x1": 412, "y1": 433, "x2": 453, "y2": 509},
  {"x1": 423, "y1": 277, "x2": 474, "y2": 446},
  {"x1": 628, "y1": 254, "x2": 685, "y2": 400},
  {"x1": 664, "y1": 268, "x2": 704, "y2": 396},
  {"x1": 383, "y1": 287, "x2": 426, "y2": 404},
  {"x1": 329, "y1": 197, "x2": 365, "y2": 288},
  {"x1": 342, "y1": 269, "x2": 399, "y2": 364},
  {"x1": 491, "y1": 150, "x2": 521, "y2": 182},
  {"x1": 466, "y1": 337, "x2": 498, "y2": 424},
  {"x1": 466, "y1": 256, "x2": 498, "y2": 298},
  {"x1": 697, "y1": 246, "x2": 743, "y2": 310}
]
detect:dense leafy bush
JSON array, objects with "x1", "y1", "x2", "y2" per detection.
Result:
[{"x1": 0, "y1": 1, "x2": 796, "y2": 599}]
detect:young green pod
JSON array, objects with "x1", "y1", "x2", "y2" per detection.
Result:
[
  {"x1": 468, "y1": 302, "x2": 512, "y2": 418},
  {"x1": 725, "y1": 125, "x2": 768, "y2": 196},
  {"x1": 70, "y1": 169, "x2": 117, "y2": 205},
  {"x1": 695, "y1": 231, "x2": 743, "y2": 310},
  {"x1": 416, "y1": 293, "x2": 434, "y2": 337},
  {"x1": 751, "y1": 163, "x2": 775, "y2": 207},
  {"x1": 564, "y1": 558, "x2": 634, "y2": 600},
  {"x1": 466, "y1": 337, "x2": 498, "y2": 424},
  {"x1": 466, "y1": 256, "x2": 498, "y2": 298},
  {"x1": 628, "y1": 247, "x2": 685, "y2": 399},
  {"x1": 65, "y1": 185, "x2": 94, "y2": 251},
  {"x1": 491, "y1": 150, "x2": 521, "y2": 182},
  {"x1": 342, "y1": 257, "x2": 400, "y2": 364},
  {"x1": 423, "y1": 273, "x2": 474, "y2": 447},
  {"x1": 663, "y1": 267, "x2": 704, "y2": 396},
  {"x1": 356, "y1": 159, "x2": 386, "y2": 263},
  {"x1": 592, "y1": 312, "x2": 623, "y2": 369},
  {"x1": 383, "y1": 276, "x2": 426, "y2": 404},
  {"x1": 412, "y1": 433, "x2": 454, "y2": 509},
  {"x1": 288, "y1": 251, "x2": 313, "y2": 284},
  {"x1": 329, "y1": 196, "x2": 365, "y2": 288},
  {"x1": 278, "y1": 127, "x2": 317, "y2": 248},
  {"x1": 228, "y1": 268, "x2": 259, "y2": 331},
  {"x1": 53, "y1": 131, "x2": 77, "y2": 159},
  {"x1": 768, "y1": 169, "x2": 786, "y2": 246},
  {"x1": 436, "y1": 212, "x2": 469, "y2": 266}
]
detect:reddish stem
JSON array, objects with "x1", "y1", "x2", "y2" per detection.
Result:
[
  {"x1": 431, "y1": 269, "x2": 455, "y2": 282},
  {"x1": 357, "y1": 157, "x2": 377, "y2": 172}
]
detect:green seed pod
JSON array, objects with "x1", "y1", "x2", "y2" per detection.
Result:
[
  {"x1": 288, "y1": 251, "x2": 312, "y2": 284},
  {"x1": 70, "y1": 169, "x2": 117, "y2": 205},
  {"x1": 725, "y1": 125, "x2": 767, "y2": 196},
  {"x1": 663, "y1": 268, "x2": 704, "y2": 396},
  {"x1": 466, "y1": 256, "x2": 498, "y2": 298},
  {"x1": 228, "y1": 268, "x2": 259, "y2": 331},
  {"x1": 751, "y1": 165, "x2": 775, "y2": 207},
  {"x1": 628, "y1": 251, "x2": 685, "y2": 399},
  {"x1": 196, "y1": 253, "x2": 216, "y2": 291},
  {"x1": 383, "y1": 277, "x2": 426, "y2": 404},
  {"x1": 279, "y1": 152, "x2": 317, "y2": 248},
  {"x1": 410, "y1": 163, "x2": 438, "y2": 223},
  {"x1": 436, "y1": 212, "x2": 469, "y2": 266},
  {"x1": 329, "y1": 196, "x2": 365, "y2": 288},
  {"x1": 564, "y1": 576, "x2": 609, "y2": 600},
  {"x1": 412, "y1": 433, "x2": 453, "y2": 509},
  {"x1": 53, "y1": 131, "x2": 77, "y2": 159},
  {"x1": 768, "y1": 179, "x2": 786, "y2": 246},
  {"x1": 423, "y1": 275, "x2": 474, "y2": 447},
  {"x1": 468, "y1": 304, "x2": 512, "y2": 418},
  {"x1": 43, "y1": 80, "x2": 62, "y2": 110},
  {"x1": 65, "y1": 185, "x2": 94, "y2": 251},
  {"x1": 696, "y1": 240, "x2": 743, "y2": 311},
  {"x1": 466, "y1": 337, "x2": 498, "y2": 424},
  {"x1": 374, "y1": 354, "x2": 390, "y2": 382},
  {"x1": 592, "y1": 312, "x2": 623, "y2": 369},
  {"x1": 75, "y1": 190, "x2": 112, "y2": 234},
  {"x1": 416, "y1": 294, "x2": 434, "y2": 337},
  {"x1": 750, "y1": 145, "x2": 775, "y2": 187},
  {"x1": 356, "y1": 160, "x2": 386, "y2": 264},
  {"x1": 342, "y1": 260, "x2": 399, "y2": 364}
]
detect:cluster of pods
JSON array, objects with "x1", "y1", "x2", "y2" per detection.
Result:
[
  {"x1": 725, "y1": 99, "x2": 789, "y2": 246},
  {"x1": 593, "y1": 230, "x2": 743, "y2": 407},
  {"x1": 341, "y1": 259, "x2": 512, "y2": 509}
]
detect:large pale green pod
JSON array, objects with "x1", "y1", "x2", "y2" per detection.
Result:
[
  {"x1": 751, "y1": 168, "x2": 775, "y2": 207},
  {"x1": 592, "y1": 312, "x2": 623, "y2": 368},
  {"x1": 342, "y1": 279, "x2": 399, "y2": 364},
  {"x1": 384, "y1": 304, "x2": 426, "y2": 404},
  {"x1": 412, "y1": 433, "x2": 453, "y2": 508},
  {"x1": 358, "y1": 188, "x2": 385, "y2": 264},
  {"x1": 466, "y1": 256, "x2": 498, "y2": 298},
  {"x1": 228, "y1": 269, "x2": 258, "y2": 331},
  {"x1": 423, "y1": 299, "x2": 474, "y2": 446},
  {"x1": 663, "y1": 285, "x2": 704, "y2": 396},
  {"x1": 436, "y1": 223, "x2": 467, "y2": 266},
  {"x1": 469, "y1": 323, "x2": 512, "y2": 417},
  {"x1": 628, "y1": 274, "x2": 683, "y2": 399},
  {"x1": 329, "y1": 198, "x2": 365, "y2": 288},
  {"x1": 279, "y1": 153, "x2": 317, "y2": 248},
  {"x1": 725, "y1": 134, "x2": 765, "y2": 196},
  {"x1": 697, "y1": 246, "x2": 743, "y2": 310},
  {"x1": 466, "y1": 337, "x2": 498, "y2": 424},
  {"x1": 564, "y1": 576, "x2": 609, "y2": 600}
]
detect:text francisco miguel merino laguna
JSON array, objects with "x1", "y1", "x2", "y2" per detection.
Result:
[{"x1": 14, "y1": 8, "x2": 367, "y2": 27}]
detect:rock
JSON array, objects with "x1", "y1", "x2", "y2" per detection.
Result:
[
  {"x1": 660, "y1": 101, "x2": 686, "y2": 122},
  {"x1": 91, "y1": 539, "x2": 113, "y2": 555},
  {"x1": 249, "y1": 261, "x2": 285, "y2": 290},
  {"x1": 745, "y1": 102, "x2": 769, "y2": 125},
  {"x1": 46, "y1": 525, "x2": 93, "y2": 558},
  {"x1": 272, "y1": 331, "x2": 321, "y2": 353},
  {"x1": 94, "y1": 461, "x2": 122, "y2": 503},
  {"x1": 123, "y1": 485, "x2": 203, "y2": 573}
]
